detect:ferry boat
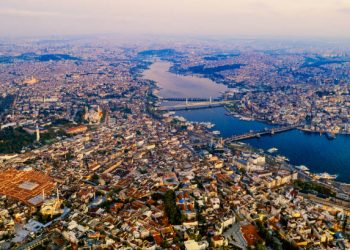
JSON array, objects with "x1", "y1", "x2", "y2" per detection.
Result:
[
  {"x1": 267, "y1": 147, "x2": 278, "y2": 153},
  {"x1": 295, "y1": 165, "x2": 309, "y2": 172},
  {"x1": 240, "y1": 116, "x2": 254, "y2": 121},
  {"x1": 276, "y1": 155, "x2": 289, "y2": 162},
  {"x1": 212, "y1": 130, "x2": 221, "y2": 135},
  {"x1": 206, "y1": 123, "x2": 215, "y2": 129},
  {"x1": 314, "y1": 172, "x2": 338, "y2": 180},
  {"x1": 198, "y1": 122, "x2": 215, "y2": 129}
]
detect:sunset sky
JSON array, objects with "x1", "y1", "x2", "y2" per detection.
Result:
[{"x1": 1, "y1": 0, "x2": 349, "y2": 38}]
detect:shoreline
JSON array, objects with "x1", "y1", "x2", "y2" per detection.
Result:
[
  {"x1": 142, "y1": 62, "x2": 350, "y2": 187},
  {"x1": 224, "y1": 107, "x2": 350, "y2": 136}
]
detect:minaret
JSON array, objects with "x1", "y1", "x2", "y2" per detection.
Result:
[
  {"x1": 51, "y1": 188, "x2": 60, "y2": 218},
  {"x1": 36, "y1": 124, "x2": 40, "y2": 142},
  {"x1": 105, "y1": 110, "x2": 110, "y2": 126}
]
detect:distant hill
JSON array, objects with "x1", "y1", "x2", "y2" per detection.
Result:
[
  {"x1": 138, "y1": 49, "x2": 177, "y2": 57},
  {"x1": 0, "y1": 53, "x2": 81, "y2": 64}
]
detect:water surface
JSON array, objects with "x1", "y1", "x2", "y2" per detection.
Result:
[
  {"x1": 143, "y1": 61, "x2": 228, "y2": 98},
  {"x1": 143, "y1": 62, "x2": 350, "y2": 183},
  {"x1": 177, "y1": 108, "x2": 350, "y2": 183}
]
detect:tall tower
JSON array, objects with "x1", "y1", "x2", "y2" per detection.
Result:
[
  {"x1": 51, "y1": 188, "x2": 60, "y2": 218},
  {"x1": 36, "y1": 124, "x2": 40, "y2": 142},
  {"x1": 104, "y1": 107, "x2": 110, "y2": 126},
  {"x1": 56, "y1": 188, "x2": 59, "y2": 201}
]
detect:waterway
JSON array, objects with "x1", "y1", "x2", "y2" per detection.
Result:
[
  {"x1": 143, "y1": 61, "x2": 228, "y2": 98},
  {"x1": 143, "y1": 61, "x2": 350, "y2": 183}
]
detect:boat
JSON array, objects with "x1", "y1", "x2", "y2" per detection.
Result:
[
  {"x1": 205, "y1": 122, "x2": 215, "y2": 129},
  {"x1": 212, "y1": 130, "x2": 221, "y2": 135},
  {"x1": 267, "y1": 147, "x2": 278, "y2": 153},
  {"x1": 326, "y1": 132, "x2": 336, "y2": 140},
  {"x1": 295, "y1": 165, "x2": 309, "y2": 172},
  {"x1": 276, "y1": 155, "x2": 289, "y2": 162},
  {"x1": 314, "y1": 172, "x2": 338, "y2": 180},
  {"x1": 198, "y1": 122, "x2": 215, "y2": 129},
  {"x1": 240, "y1": 116, "x2": 253, "y2": 121}
]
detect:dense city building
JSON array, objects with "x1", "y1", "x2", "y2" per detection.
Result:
[{"x1": 0, "y1": 38, "x2": 350, "y2": 250}]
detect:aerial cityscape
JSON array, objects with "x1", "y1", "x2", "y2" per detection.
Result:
[{"x1": 1, "y1": 0, "x2": 350, "y2": 249}]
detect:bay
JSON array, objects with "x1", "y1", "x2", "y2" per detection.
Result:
[{"x1": 143, "y1": 61, "x2": 350, "y2": 183}]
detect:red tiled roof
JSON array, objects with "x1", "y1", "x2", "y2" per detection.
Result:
[{"x1": 241, "y1": 224, "x2": 262, "y2": 246}]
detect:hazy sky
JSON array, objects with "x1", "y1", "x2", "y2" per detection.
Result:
[{"x1": 1, "y1": 0, "x2": 350, "y2": 38}]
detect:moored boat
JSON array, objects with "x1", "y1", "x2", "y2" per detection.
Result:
[
  {"x1": 326, "y1": 132, "x2": 336, "y2": 140},
  {"x1": 267, "y1": 147, "x2": 278, "y2": 153},
  {"x1": 314, "y1": 172, "x2": 338, "y2": 180},
  {"x1": 295, "y1": 165, "x2": 309, "y2": 172}
]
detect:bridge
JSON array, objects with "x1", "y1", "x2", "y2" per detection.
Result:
[
  {"x1": 157, "y1": 100, "x2": 232, "y2": 111},
  {"x1": 224, "y1": 125, "x2": 297, "y2": 143},
  {"x1": 162, "y1": 97, "x2": 222, "y2": 102}
]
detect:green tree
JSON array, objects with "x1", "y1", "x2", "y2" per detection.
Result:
[{"x1": 163, "y1": 190, "x2": 181, "y2": 225}]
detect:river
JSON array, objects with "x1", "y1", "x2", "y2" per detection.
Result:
[
  {"x1": 143, "y1": 61, "x2": 350, "y2": 183},
  {"x1": 142, "y1": 61, "x2": 228, "y2": 98}
]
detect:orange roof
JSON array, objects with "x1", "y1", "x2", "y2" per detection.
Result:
[
  {"x1": 152, "y1": 233, "x2": 163, "y2": 245},
  {"x1": 147, "y1": 199, "x2": 156, "y2": 205},
  {"x1": 65, "y1": 125, "x2": 87, "y2": 134},
  {"x1": 212, "y1": 235, "x2": 224, "y2": 241},
  {"x1": 0, "y1": 169, "x2": 55, "y2": 206},
  {"x1": 241, "y1": 224, "x2": 262, "y2": 246}
]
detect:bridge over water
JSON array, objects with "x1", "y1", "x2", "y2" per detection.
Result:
[
  {"x1": 224, "y1": 125, "x2": 298, "y2": 143},
  {"x1": 162, "y1": 97, "x2": 222, "y2": 102},
  {"x1": 157, "y1": 100, "x2": 232, "y2": 111}
]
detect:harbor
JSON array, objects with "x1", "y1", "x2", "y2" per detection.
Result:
[{"x1": 143, "y1": 61, "x2": 350, "y2": 183}]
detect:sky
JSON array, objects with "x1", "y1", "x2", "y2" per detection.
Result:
[{"x1": 1, "y1": 0, "x2": 350, "y2": 39}]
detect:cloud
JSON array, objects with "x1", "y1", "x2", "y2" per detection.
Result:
[
  {"x1": 0, "y1": 7, "x2": 61, "y2": 17},
  {"x1": 0, "y1": 0, "x2": 350, "y2": 38}
]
